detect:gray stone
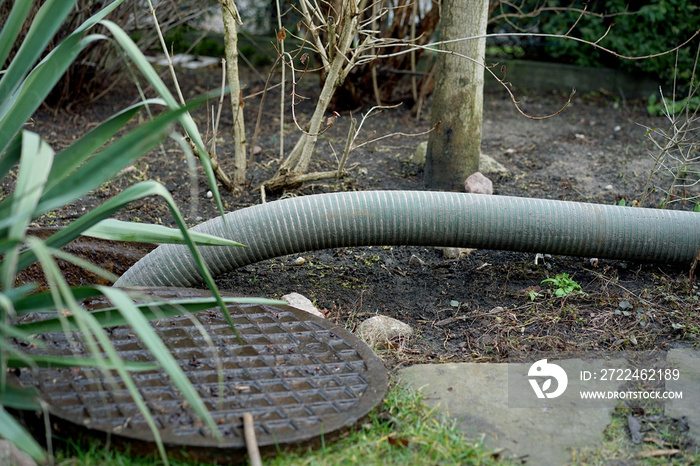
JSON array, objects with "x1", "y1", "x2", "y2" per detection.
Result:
[
  {"x1": 464, "y1": 172, "x2": 493, "y2": 194},
  {"x1": 412, "y1": 141, "x2": 427, "y2": 165},
  {"x1": 282, "y1": 292, "x2": 324, "y2": 318},
  {"x1": 410, "y1": 141, "x2": 510, "y2": 176},
  {"x1": 480, "y1": 153, "x2": 509, "y2": 175},
  {"x1": 357, "y1": 315, "x2": 413, "y2": 349},
  {"x1": 436, "y1": 247, "x2": 475, "y2": 259},
  {"x1": 411, "y1": 144, "x2": 508, "y2": 177},
  {"x1": 665, "y1": 349, "x2": 700, "y2": 446},
  {"x1": 400, "y1": 358, "x2": 630, "y2": 465},
  {"x1": 408, "y1": 254, "x2": 425, "y2": 267},
  {"x1": 0, "y1": 440, "x2": 37, "y2": 466}
]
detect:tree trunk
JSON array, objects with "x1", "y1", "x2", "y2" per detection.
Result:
[
  {"x1": 222, "y1": 1, "x2": 247, "y2": 186},
  {"x1": 424, "y1": 0, "x2": 488, "y2": 191}
]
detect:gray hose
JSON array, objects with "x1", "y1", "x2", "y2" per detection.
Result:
[{"x1": 115, "y1": 191, "x2": 700, "y2": 288}]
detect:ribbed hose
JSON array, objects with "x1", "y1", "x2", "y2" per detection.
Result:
[{"x1": 115, "y1": 191, "x2": 700, "y2": 288}]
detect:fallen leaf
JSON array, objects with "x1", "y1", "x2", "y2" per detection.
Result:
[
  {"x1": 636, "y1": 449, "x2": 681, "y2": 458},
  {"x1": 387, "y1": 434, "x2": 409, "y2": 448},
  {"x1": 643, "y1": 436, "x2": 672, "y2": 448}
]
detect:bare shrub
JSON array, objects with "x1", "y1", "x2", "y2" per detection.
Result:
[{"x1": 0, "y1": 0, "x2": 217, "y2": 105}]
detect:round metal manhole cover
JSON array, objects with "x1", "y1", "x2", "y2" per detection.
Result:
[{"x1": 11, "y1": 288, "x2": 387, "y2": 462}]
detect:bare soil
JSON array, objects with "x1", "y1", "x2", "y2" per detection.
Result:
[{"x1": 27, "y1": 64, "x2": 700, "y2": 369}]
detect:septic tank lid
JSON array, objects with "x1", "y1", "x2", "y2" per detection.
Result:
[{"x1": 12, "y1": 288, "x2": 387, "y2": 463}]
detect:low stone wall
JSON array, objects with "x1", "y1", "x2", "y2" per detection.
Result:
[{"x1": 484, "y1": 58, "x2": 660, "y2": 98}]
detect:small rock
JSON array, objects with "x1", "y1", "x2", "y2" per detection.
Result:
[
  {"x1": 357, "y1": 315, "x2": 413, "y2": 349},
  {"x1": 408, "y1": 254, "x2": 425, "y2": 267},
  {"x1": 464, "y1": 172, "x2": 493, "y2": 195},
  {"x1": 412, "y1": 141, "x2": 428, "y2": 165},
  {"x1": 436, "y1": 247, "x2": 475, "y2": 259},
  {"x1": 0, "y1": 440, "x2": 37, "y2": 466},
  {"x1": 116, "y1": 165, "x2": 138, "y2": 178},
  {"x1": 282, "y1": 292, "x2": 324, "y2": 318},
  {"x1": 294, "y1": 256, "x2": 306, "y2": 266},
  {"x1": 604, "y1": 184, "x2": 614, "y2": 191},
  {"x1": 480, "y1": 153, "x2": 509, "y2": 176},
  {"x1": 628, "y1": 415, "x2": 643, "y2": 444}
]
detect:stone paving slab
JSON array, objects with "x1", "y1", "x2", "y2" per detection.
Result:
[
  {"x1": 666, "y1": 349, "x2": 700, "y2": 447},
  {"x1": 399, "y1": 350, "x2": 700, "y2": 465}
]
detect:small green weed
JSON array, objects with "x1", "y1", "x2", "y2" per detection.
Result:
[
  {"x1": 647, "y1": 93, "x2": 700, "y2": 116},
  {"x1": 541, "y1": 273, "x2": 586, "y2": 298}
]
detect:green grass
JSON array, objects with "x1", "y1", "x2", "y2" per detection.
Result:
[{"x1": 53, "y1": 381, "x2": 506, "y2": 465}]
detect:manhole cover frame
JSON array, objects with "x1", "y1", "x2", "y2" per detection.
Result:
[{"x1": 11, "y1": 287, "x2": 388, "y2": 462}]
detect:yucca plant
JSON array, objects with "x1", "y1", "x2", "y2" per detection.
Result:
[{"x1": 0, "y1": 0, "x2": 274, "y2": 463}]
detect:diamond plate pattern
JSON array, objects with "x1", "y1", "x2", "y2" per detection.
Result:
[{"x1": 12, "y1": 289, "x2": 387, "y2": 461}]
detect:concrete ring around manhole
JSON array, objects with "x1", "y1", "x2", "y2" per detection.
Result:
[{"x1": 9, "y1": 287, "x2": 388, "y2": 463}]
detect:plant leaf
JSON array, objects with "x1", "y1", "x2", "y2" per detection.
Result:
[
  {"x1": 12, "y1": 286, "x2": 102, "y2": 314},
  {"x1": 25, "y1": 237, "x2": 171, "y2": 459},
  {"x1": 0, "y1": 133, "x2": 21, "y2": 183},
  {"x1": 0, "y1": 407, "x2": 46, "y2": 462},
  {"x1": 0, "y1": 0, "x2": 78, "y2": 104},
  {"x1": 96, "y1": 286, "x2": 221, "y2": 438},
  {"x1": 8, "y1": 131, "x2": 54, "y2": 240},
  {"x1": 82, "y1": 219, "x2": 246, "y2": 247},
  {"x1": 1, "y1": 131, "x2": 53, "y2": 288},
  {"x1": 44, "y1": 100, "x2": 165, "y2": 192},
  {"x1": 0, "y1": 0, "x2": 126, "y2": 155},
  {"x1": 35, "y1": 99, "x2": 205, "y2": 216},
  {"x1": 0, "y1": 0, "x2": 34, "y2": 68},
  {"x1": 0, "y1": 384, "x2": 41, "y2": 411},
  {"x1": 16, "y1": 296, "x2": 284, "y2": 333},
  {"x1": 99, "y1": 20, "x2": 229, "y2": 221},
  {"x1": 4, "y1": 354, "x2": 158, "y2": 371}
]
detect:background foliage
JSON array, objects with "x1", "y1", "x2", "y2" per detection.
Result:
[{"x1": 493, "y1": 0, "x2": 700, "y2": 85}]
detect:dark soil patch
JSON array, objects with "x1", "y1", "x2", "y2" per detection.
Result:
[{"x1": 26, "y1": 64, "x2": 700, "y2": 369}]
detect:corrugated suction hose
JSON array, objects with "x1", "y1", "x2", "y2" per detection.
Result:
[{"x1": 115, "y1": 191, "x2": 700, "y2": 288}]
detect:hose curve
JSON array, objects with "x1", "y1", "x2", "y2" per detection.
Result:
[{"x1": 115, "y1": 191, "x2": 700, "y2": 288}]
